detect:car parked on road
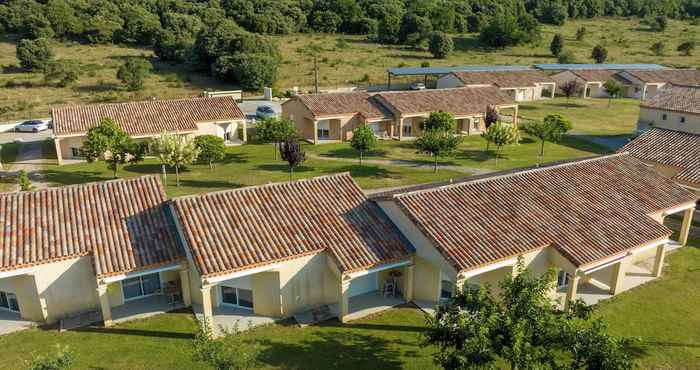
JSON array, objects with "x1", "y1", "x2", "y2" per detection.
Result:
[
  {"x1": 255, "y1": 105, "x2": 278, "y2": 120},
  {"x1": 410, "y1": 82, "x2": 426, "y2": 90},
  {"x1": 15, "y1": 120, "x2": 49, "y2": 133}
]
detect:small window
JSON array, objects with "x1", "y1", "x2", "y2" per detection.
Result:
[
  {"x1": 680, "y1": 116, "x2": 686, "y2": 124},
  {"x1": 557, "y1": 270, "x2": 570, "y2": 288},
  {"x1": 71, "y1": 147, "x2": 82, "y2": 157},
  {"x1": 0, "y1": 291, "x2": 20, "y2": 312},
  {"x1": 221, "y1": 286, "x2": 254, "y2": 309},
  {"x1": 122, "y1": 273, "x2": 161, "y2": 301},
  {"x1": 662, "y1": 114, "x2": 667, "y2": 121},
  {"x1": 440, "y1": 280, "x2": 454, "y2": 300}
]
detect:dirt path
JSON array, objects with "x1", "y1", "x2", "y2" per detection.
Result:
[
  {"x1": 2, "y1": 140, "x2": 54, "y2": 191},
  {"x1": 306, "y1": 153, "x2": 494, "y2": 175}
]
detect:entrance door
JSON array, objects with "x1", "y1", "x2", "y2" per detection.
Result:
[
  {"x1": 585, "y1": 86, "x2": 591, "y2": 98},
  {"x1": 402, "y1": 118, "x2": 413, "y2": 137},
  {"x1": 317, "y1": 120, "x2": 330, "y2": 140}
]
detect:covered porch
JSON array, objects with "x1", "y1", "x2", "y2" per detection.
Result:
[
  {"x1": 0, "y1": 309, "x2": 35, "y2": 335},
  {"x1": 193, "y1": 303, "x2": 276, "y2": 336}
]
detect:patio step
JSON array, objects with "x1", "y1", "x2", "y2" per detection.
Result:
[{"x1": 293, "y1": 305, "x2": 335, "y2": 327}]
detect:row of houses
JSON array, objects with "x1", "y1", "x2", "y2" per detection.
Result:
[
  {"x1": 0, "y1": 152, "x2": 696, "y2": 335},
  {"x1": 551, "y1": 69, "x2": 700, "y2": 99}
]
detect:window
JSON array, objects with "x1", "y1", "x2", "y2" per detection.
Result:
[
  {"x1": 680, "y1": 116, "x2": 686, "y2": 124},
  {"x1": 662, "y1": 114, "x2": 667, "y2": 121},
  {"x1": 220, "y1": 286, "x2": 253, "y2": 309},
  {"x1": 472, "y1": 117, "x2": 481, "y2": 131},
  {"x1": 439, "y1": 280, "x2": 454, "y2": 300},
  {"x1": 71, "y1": 147, "x2": 82, "y2": 158},
  {"x1": 557, "y1": 270, "x2": 570, "y2": 288},
  {"x1": 0, "y1": 291, "x2": 20, "y2": 312},
  {"x1": 122, "y1": 273, "x2": 161, "y2": 301},
  {"x1": 317, "y1": 120, "x2": 330, "y2": 139},
  {"x1": 402, "y1": 118, "x2": 413, "y2": 136}
]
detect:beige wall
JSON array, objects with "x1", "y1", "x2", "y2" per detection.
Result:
[
  {"x1": 57, "y1": 135, "x2": 87, "y2": 160},
  {"x1": 279, "y1": 252, "x2": 338, "y2": 316},
  {"x1": 106, "y1": 269, "x2": 179, "y2": 308},
  {"x1": 413, "y1": 255, "x2": 441, "y2": 302},
  {"x1": 637, "y1": 107, "x2": 700, "y2": 135}
]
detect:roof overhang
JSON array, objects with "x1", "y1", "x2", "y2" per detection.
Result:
[
  {"x1": 581, "y1": 237, "x2": 668, "y2": 275},
  {"x1": 0, "y1": 267, "x2": 36, "y2": 279},
  {"x1": 203, "y1": 262, "x2": 284, "y2": 285},
  {"x1": 344, "y1": 258, "x2": 412, "y2": 280},
  {"x1": 659, "y1": 201, "x2": 697, "y2": 217},
  {"x1": 101, "y1": 262, "x2": 183, "y2": 284}
]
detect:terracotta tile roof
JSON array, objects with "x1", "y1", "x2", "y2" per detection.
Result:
[
  {"x1": 622, "y1": 128, "x2": 700, "y2": 185},
  {"x1": 451, "y1": 70, "x2": 555, "y2": 88},
  {"x1": 0, "y1": 176, "x2": 182, "y2": 278},
  {"x1": 51, "y1": 96, "x2": 245, "y2": 137},
  {"x1": 624, "y1": 69, "x2": 700, "y2": 85},
  {"x1": 172, "y1": 173, "x2": 412, "y2": 278},
  {"x1": 374, "y1": 87, "x2": 515, "y2": 117},
  {"x1": 392, "y1": 154, "x2": 696, "y2": 273},
  {"x1": 571, "y1": 69, "x2": 618, "y2": 82},
  {"x1": 291, "y1": 92, "x2": 392, "y2": 120},
  {"x1": 640, "y1": 84, "x2": 700, "y2": 114}
]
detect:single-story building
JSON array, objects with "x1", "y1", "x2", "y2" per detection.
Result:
[
  {"x1": 281, "y1": 91, "x2": 394, "y2": 144},
  {"x1": 371, "y1": 153, "x2": 697, "y2": 309},
  {"x1": 170, "y1": 173, "x2": 414, "y2": 334},
  {"x1": 551, "y1": 69, "x2": 629, "y2": 98},
  {"x1": 436, "y1": 70, "x2": 556, "y2": 101},
  {"x1": 617, "y1": 69, "x2": 700, "y2": 100},
  {"x1": 51, "y1": 96, "x2": 247, "y2": 165},
  {"x1": 0, "y1": 176, "x2": 188, "y2": 333},
  {"x1": 633, "y1": 84, "x2": 700, "y2": 136},
  {"x1": 372, "y1": 87, "x2": 518, "y2": 140},
  {"x1": 622, "y1": 128, "x2": 700, "y2": 195},
  {"x1": 282, "y1": 87, "x2": 518, "y2": 143}
]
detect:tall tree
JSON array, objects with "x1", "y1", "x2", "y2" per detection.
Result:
[
  {"x1": 483, "y1": 106, "x2": 500, "y2": 151},
  {"x1": 591, "y1": 45, "x2": 608, "y2": 63},
  {"x1": 424, "y1": 257, "x2": 636, "y2": 370},
  {"x1": 16, "y1": 38, "x2": 53, "y2": 71},
  {"x1": 279, "y1": 137, "x2": 306, "y2": 180},
  {"x1": 481, "y1": 121, "x2": 519, "y2": 161},
  {"x1": 194, "y1": 135, "x2": 226, "y2": 169},
  {"x1": 550, "y1": 34, "x2": 563, "y2": 56},
  {"x1": 415, "y1": 129, "x2": 462, "y2": 173},
  {"x1": 603, "y1": 80, "x2": 625, "y2": 107},
  {"x1": 521, "y1": 114, "x2": 573, "y2": 164},
  {"x1": 82, "y1": 118, "x2": 144, "y2": 178},
  {"x1": 428, "y1": 31, "x2": 454, "y2": 59},
  {"x1": 420, "y1": 111, "x2": 456, "y2": 132},
  {"x1": 561, "y1": 80, "x2": 582, "y2": 105},
  {"x1": 255, "y1": 117, "x2": 297, "y2": 160},
  {"x1": 350, "y1": 125, "x2": 377, "y2": 166},
  {"x1": 117, "y1": 57, "x2": 151, "y2": 91},
  {"x1": 150, "y1": 132, "x2": 200, "y2": 187}
]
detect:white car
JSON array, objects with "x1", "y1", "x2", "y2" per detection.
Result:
[
  {"x1": 16, "y1": 120, "x2": 49, "y2": 133},
  {"x1": 410, "y1": 82, "x2": 426, "y2": 90}
]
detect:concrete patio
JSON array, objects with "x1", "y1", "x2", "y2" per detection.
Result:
[
  {"x1": 193, "y1": 304, "x2": 276, "y2": 336},
  {"x1": 0, "y1": 310, "x2": 35, "y2": 335},
  {"x1": 112, "y1": 295, "x2": 185, "y2": 324},
  {"x1": 330, "y1": 291, "x2": 406, "y2": 322}
]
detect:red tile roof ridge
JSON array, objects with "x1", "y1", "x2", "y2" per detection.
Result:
[{"x1": 50, "y1": 95, "x2": 234, "y2": 111}]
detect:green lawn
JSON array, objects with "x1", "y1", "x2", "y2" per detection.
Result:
[
  {"x1": 519, "y1": 97, "x2": 641, "y2": 136},
  {"x1": 40, "y1": 143, "x2": 466, "y2": 198},
  {"x1": 2, "y1": 242, "x2": 698, "y2": 369},
  {"x1": 306, "y1": 134, "x2": 610, "y2": 173}
]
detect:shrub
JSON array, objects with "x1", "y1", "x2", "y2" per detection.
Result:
[
  {"x1": 116, "y1": 57, "x2": 151, "y2": 91},
  {"x1": 550, "y1": 34, "x2": 564, "y2": 56},
  {"x1": 591, "y1": 45, "x2": 608, "y2": 63},
  {"x1": 575, "y1": 26, "x2": 586, "y2": 41},
  {"x1": 650, "y1": 41, "x2": 666, "y2": 56},
  {"x1": 677, "y1": 41, "x2": 696, "y2": 56},
  {"x1": 557, "y1": 49, "x2": 576, "y2": 64},
  {"x1": 16, "y1": 38, "x2": 54, "y2": 71},
  {"x1": 214, "y1": 53, "x2": 278, "y2": 90},
  {"x1": 194, "y1": 135, "x2": 226, "y2": 169},
  {"x1": 43, "y1": 59, "x2": 81, "y2": 87},
  {"x1": 428, "y1": 31, "x2": 453, "y2": 59}
]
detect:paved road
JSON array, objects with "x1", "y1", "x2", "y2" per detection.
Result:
[{"x1": 0, "y1": 129, "x2": 53, "y2": 144}]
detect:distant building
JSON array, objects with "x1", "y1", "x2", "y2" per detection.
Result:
[
  {"x1": 551, "y1": 69, "x2": 627, "y2": 98},
  {"x1": 436, "y1": 70, "x2": 556, "y2": 101},
  {"x1": 51, "y1": 96, "x2": 246, "y2": 165},
  {"x1": 635, "y1": 84, "x2": 700, "y2": 135}
]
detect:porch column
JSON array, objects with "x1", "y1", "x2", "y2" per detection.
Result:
[
  {"x1": 389, "y1": 121, "x2": 395, "y2": 139},
  {"x1": 179, "y1": 268, "x2": 192, "y2": 306},
  {"x1": 54, "y1": 138, "x2": 63, "y2": 166},
  {"x1": 564, "y1": 275, "x2": 580, "y2": 310},
  {"x1": 404, "y1": 264, "x2": 414, "y2": 302},
  {"x1": 339, "y1": 278, "x2": 350, "y2": 323},
  {"x1": 609, "y1": 259, "x2": 627, "y2": 295},
  {"x1": 653, "y1": 244, "x2": 667, "y2": 278},
  {"x1": 241, "y1": 121, "x2": 247, "y2": 143},
  {"x1": 679, "y1": 208, "x2": 695, "y2": 246},
  {"x1": 455, "y1": 276, "x2": 467, "y2": 294},
  {"x1": 313, "y1": 121, "x2": 318, "y2": 144},
  {"x1": 200, "y1": 284, "x2": 215, "y2": 334},
  {"x1": 512, "y1": 105, "x2": 519, "y2": 128},
  {"x1": 551, "y1": 84, "x2": 556, "y2": 98},
  {"x1": 398, "y1": 118, "x2": 403, "y2": 141},
  {"x1": 641, "y1": 84, "x2": 648, "y2": 100},
  {"x1": 97, "y1": 284, "x2": 113, "y2": 327}
]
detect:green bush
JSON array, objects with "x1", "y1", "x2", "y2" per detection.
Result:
[
  {"x1": 16, "y1": 38, "x2": 54, "y2": 71},
  {"x1": 117, "y1": 57, "x2": 151, "y2": 91},
  {"x1": 428, "y1": 31, "x2": 454, "y2": 59},
  {"x1": 43, "y1": 59, "x2": 81, "y2": 87}
]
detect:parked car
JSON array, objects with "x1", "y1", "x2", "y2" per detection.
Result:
[
  {"x1": 256, "y1": 105, "x2": 278, "y2": 120},
  {"x1": 15, "y1": 120, "x2": 49, "y2": 133},
  {"x1": 410, "y1": 82, "x2": 426, "y2": 90}
]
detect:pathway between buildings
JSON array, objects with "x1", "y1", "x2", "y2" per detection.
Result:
[
  {"x1": 306, "y1": 153, "x2": 493, "y2": 176},
  {"x1": 2, "y1": 140, "x2": 53, "y2": 191}
]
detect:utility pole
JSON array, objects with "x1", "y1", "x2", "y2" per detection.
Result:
[{"x1": 313, "y1": 55, "x2": 319, "y2": 94}]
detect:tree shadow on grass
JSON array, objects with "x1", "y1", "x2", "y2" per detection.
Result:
[
  {"x1": 324, "y1": 165, "x2": 398, "y2": 180},
  {"x1": 452, "y1": 36, "x2": 481, "y2": 51},
  {"x1": 74, "y1": 84, "x2": 118, "y2": 93},
  {"x1": 543, "y1": 102, "x2": 588, "y2": 109},
  {"x1": 255, "y1": 327, "x2": 407, "y2": 370},
  {"x1": 221, "y1": 152, "x2": 249, "y2": 164},
  {"x1": 74, "y1": 326, "x2": 194, "y2": 340},
  {"x1": 557, "y1": 135, "x2": 613, "y2": 155},
  {"x1": 319, "y1": 147, "x2": 388, "y2": 159},
  {"x1": 456, "y1": 149, "x2": 497, "y2": 163},
  {"x1": 174, "y1": 179, "x2": 244, "y2": 190},
  {"x1": 40, "y1": 170, "x2": 111, "y2": 186}
]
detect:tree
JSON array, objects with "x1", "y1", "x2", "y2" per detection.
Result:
[
  {"x1": 603, "y1": 80, "x2": 625, "y2": 107},
  {"x1": 192, "y1": 319, "x2": 259, "y2": 370},
  {"x1": 150, "y1": 132, "x2": 200, "y2": 187},
  {"x1": 650, "y1": 41, "x2": 666, "y2": 56},
  {"x1": 521, "y1": 114, "x2": 572, "y2": 163},
  {"x1": 591, "y1": 45, "x2": 608, "y2": 63},
  {"x1": 424, "y1": 257, "x2": 636, "y2": 370},
  {"x1": 82, "y1": 118, "x2": 144, "y2": 178},
  {"x1": 399, "y1": 13, "x2": 433, "y2": 48},
  {"x1": 481, "y1": 121, "x2": 518, "y2": 161},
  {"x1": 677, "y1": 41, "x2": 696, "y2": 56},
  {"x1": 575, "y1": 26, "x2": 587, "y2": 41},
  {"x1": 420, "y1": 111, "x2": 456, "y2": 132},
  {"x1": 18, "y1": 170, "x2": 31, "y2": 191},
  {"x1": 29, "y1": 345, "x2": 73, "y2": 370},
  {"x1": 16, "y1": 38, "x2": 53, "y2": 71},
  {"x1": 557, "y1": 49, "x2": 576, "y2": 64},
  {"x1": 550, "y1": 34, "x2": 564, "y2": 56},
  {"x1": 428, "y1": 31, "x2": 453, "y2": 59},
  {"x1": 194, "y1": 135, "x2": 226, "y2": 169},
  {"x1": 117, "y1": 57, "x2": 151, "y2": 91},
  {"x1": 415, "y1": 130, "x2": 462, "y2": 173},
  {"x1": 479, "y1": 15, "x2": 521, "y2": 48},
  {"x1": 214, "y1": 53, "x2": 279, "y2": 90},
  {"x1": 350, "y1": 125, "x2": 377, "y2": 166},
  {"x1": 255, "y1": 117, "x2": 297, "y2": 160},
  {"x1": 484, "y1": 106, "x2": 499, "y2": 129},
  {"x1": 561, "y1": 79, "x2": 582, "y2": 104},
  {"x1": 279, "y1": 137, "x2": 306, "y2": 180},
  {"x1": 43, "y1": 59, "x2": 80, "y2": 87}
]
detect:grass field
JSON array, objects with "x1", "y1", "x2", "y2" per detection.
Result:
[
  {"x1": 1, "y1": 241, "x2": 697, "y2": 369},
  {"x1": 0, "y1": 17, "x2": 698, "y2": 120}
]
